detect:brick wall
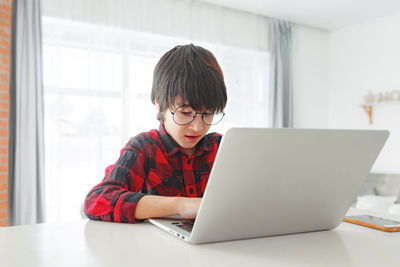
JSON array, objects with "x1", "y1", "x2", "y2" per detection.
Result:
[{"x1": 0, "y1": 0, "x2": 11, "y2": 227}]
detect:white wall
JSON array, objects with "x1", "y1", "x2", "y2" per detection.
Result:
[
  {"x1": 292, "y1": 25, "x2": 329, "y2": 128},
  {"x1": 329, "y1": 12, "x2": 400, "y2": 173},
  {"x1": 292, "y1": 13, "x2": 400, "y2": 173}
]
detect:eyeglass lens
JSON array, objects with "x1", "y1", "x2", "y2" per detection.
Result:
[{"x1": 173, "y1": 106, "x2": 224, "y2": 125}]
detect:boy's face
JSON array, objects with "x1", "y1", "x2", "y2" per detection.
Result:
[{"x1": 158, "y1": 97, "x2": 211, "y2": 157}]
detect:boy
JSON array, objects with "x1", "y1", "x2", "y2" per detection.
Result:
[{"x1": 84, "y1": 44, "x2": 227, "y2": 223}]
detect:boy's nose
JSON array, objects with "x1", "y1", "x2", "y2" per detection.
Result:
[{"x1": 189, "y1": 114, "x2": 204, "y2": 131}]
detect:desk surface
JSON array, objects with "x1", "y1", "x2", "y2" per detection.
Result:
[{"x1": 1, "y1": 208, "x2": 399, "y2": 267}]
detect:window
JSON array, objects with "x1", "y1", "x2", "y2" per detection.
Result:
[{"x1": 42, "y1": 17, "x2": 269, "y2": 222}]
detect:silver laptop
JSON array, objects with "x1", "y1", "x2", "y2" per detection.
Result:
[{"x1": 149, "y1": 128, "x2": 389, "y2": 244}]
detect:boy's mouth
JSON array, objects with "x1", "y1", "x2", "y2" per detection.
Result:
[{"x1": 184, "y1": 135, "x2": 201, "y2": 142}]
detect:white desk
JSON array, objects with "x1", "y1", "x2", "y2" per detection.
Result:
[{"x1": 0, "y1": 208, "x2": 399, "y2": 267}]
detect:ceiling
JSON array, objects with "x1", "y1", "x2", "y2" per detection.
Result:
[{"x1": 200, "y1": 0, "x2": 400, "y2": 30}]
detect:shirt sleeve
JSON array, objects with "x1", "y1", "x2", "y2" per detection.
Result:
[{"x1": 84, "y1": 145, "x2": 147, "y2": 223}]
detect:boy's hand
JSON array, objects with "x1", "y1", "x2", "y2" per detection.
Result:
[{"x1": 176, "y1": 197, "x2": 202, "y2": 219}]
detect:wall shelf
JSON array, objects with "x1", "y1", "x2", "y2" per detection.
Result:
[{"x1": 361, "y1": 101, "x2": 400, "y2": 124}]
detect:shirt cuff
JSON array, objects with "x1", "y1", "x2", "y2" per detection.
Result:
[{"x1": 114, "y1": 192, "x2": 146, "y2": 223}]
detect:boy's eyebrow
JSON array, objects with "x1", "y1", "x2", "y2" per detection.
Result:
[
  {"x1": 174, "y1": 104, "x2": 209, "y2": 112},
  {"x1": 171, "y1": 103, "x2": 192, "y2": 111},
  {"x1": 174, "y1": 103, "x2": 190, "y2": 108},
  {"x1": 174, "y1": 102, "x2": 215, "y2": 112}
]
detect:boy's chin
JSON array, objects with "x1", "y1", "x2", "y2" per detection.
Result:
[
  {"x1": 181, "y1": 143, "x2": 196, "y2": 149},
  {"x1": 180, "y1": 141, "x2": 199, "y2": 149}
]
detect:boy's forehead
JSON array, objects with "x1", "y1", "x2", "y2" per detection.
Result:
[
  {"x1": 173, "y1": 96, "x2": 189, "y2": 106},
  {"x1": 172, "y1": 96, "x2": 192, "y2": 108}
]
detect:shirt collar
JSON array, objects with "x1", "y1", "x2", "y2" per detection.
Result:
[
  {"x1": 158, "y1": 123, "x2": 212, "y2": 157},
  {"x1": 159, "y1": 123, "x2": 180, "y2": 157}
]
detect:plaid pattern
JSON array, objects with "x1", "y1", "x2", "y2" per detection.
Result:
[{"x1": 84, "y1": 123, "x2": 222, "y2": 223}]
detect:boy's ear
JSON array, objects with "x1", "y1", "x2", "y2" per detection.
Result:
[{"x1": 154, "y1": 99, "x2": 160, "y2": 112}]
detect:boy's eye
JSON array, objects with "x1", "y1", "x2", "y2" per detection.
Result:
[{"x1": 180, "y1": 111, "x2": 194, "y2": 116}]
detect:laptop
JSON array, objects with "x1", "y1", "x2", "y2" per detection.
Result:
[{"x1": 149, "y1": 128, "x2": 389, "y2": 244}]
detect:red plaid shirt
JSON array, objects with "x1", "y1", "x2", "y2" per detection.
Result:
[{"x1": 84, "y1": 123, "x2": 221, "y2": 223}]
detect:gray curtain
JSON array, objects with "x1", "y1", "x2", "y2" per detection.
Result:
[
  {"x1": 9, "y1": 0, "x2": 45, "y2": 226},
  {"x1": 269, "y1": 19, "x2": 293, "y2": 128}
]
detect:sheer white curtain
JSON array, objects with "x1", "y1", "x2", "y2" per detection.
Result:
[
  {"x1": 41, "y1": 0, "x2": 270, "y2": 222},
  {"x1": 269, "y1": 19, "x2": 293, "y2": 128},
  {"x1": 9, "y1": 0, "x2": 45, "y2": 226},
  {"x1": 42, "y1": 0, "x2": 269, "y2": 51}
]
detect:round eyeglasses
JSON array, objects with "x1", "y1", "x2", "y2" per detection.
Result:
[{"x1": 169, "y1": 105, "x2": 225, "y2": 126}]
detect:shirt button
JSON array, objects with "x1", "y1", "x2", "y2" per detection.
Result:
[{"x1": 189, "y1": 188, "x2": 194, "y2": 194}]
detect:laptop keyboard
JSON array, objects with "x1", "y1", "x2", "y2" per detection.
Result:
[{"x1": 172, "y1": 221, "x2": 194, "y2": 232}]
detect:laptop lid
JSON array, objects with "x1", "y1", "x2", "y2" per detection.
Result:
[{"x1": 188, "y1": 128, "x2": 389, "y2": 244}]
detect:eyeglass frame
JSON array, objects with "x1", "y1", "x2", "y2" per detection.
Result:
[{"x1": 169, "y1": 104, "x2": 225, "y2": 126}]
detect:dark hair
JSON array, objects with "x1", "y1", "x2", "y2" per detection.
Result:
[{"x1": 151, "y1": 44, "x2": 227, "y2": 121}]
